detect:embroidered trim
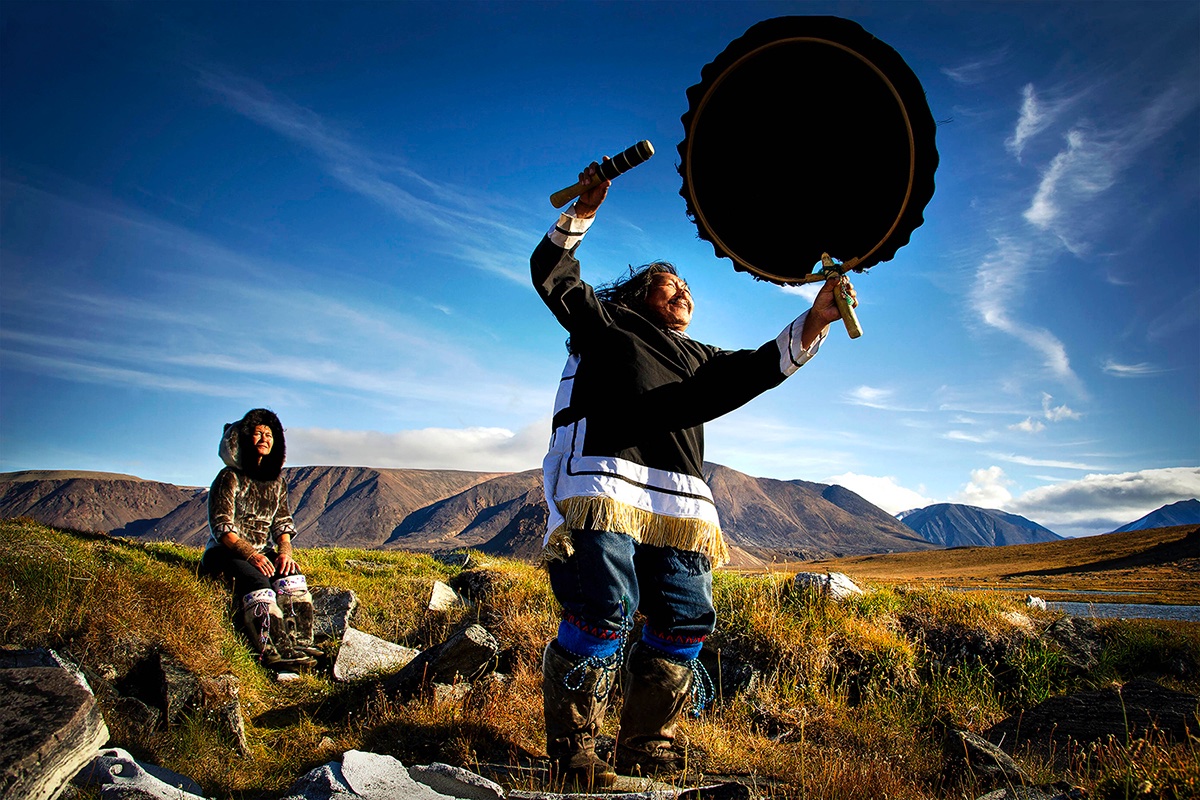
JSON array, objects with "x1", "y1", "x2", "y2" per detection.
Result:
[
  {"x1": 271, "y1": 574, "x2": 308, "y2": 595},
  {"x1": 562, "y1": 612, "x2": 622, "y2": 641},
  {"x1": 544, "y1": 495, "x2": 729, "y2": 566}
]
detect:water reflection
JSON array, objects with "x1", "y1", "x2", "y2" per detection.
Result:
[{"x1": 1049, "y1": 602, "x2": 1200, "y2": 622}]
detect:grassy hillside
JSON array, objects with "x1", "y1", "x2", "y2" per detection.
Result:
[
  {"x1": 1, "y1": 519, "x2": 1196, "y2": 799},
  {"x1": 789, "y1": 524, "x2": 1200, "y2": 605}
]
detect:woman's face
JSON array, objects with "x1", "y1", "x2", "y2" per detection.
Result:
[{"x1": 251, "y1": 425, "x2": 274, "y2": 458}]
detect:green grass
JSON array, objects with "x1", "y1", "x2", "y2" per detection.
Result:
[{"x1": 2, "y1": 519, "x2": 1197, "y2": 799}]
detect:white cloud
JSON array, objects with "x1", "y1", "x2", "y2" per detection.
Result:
[
  {"x1": 1008, "y1": 466, "x2": 1200, "y2": 536},
  {"x1": 845, "y1": 385, "x2": 896, "y2": 409},
  {"x1": 1041, "y1": 392, "x2": 1081, "y2": 422},
  {"x1": 1007, "y1": 84, "x2": 1057, "y2": 159},
  {"x1": 1010, "y1": 417, "x2": 1046, "y2": 433},
  {"x1": 780, "y1": 283, "x2": 821, "y2": 302},
  {"x1": 1022, "y1": 78, "x2": 1198, "y2": 256},
  {"x1": 825, "y1": 472, "x2": 934, "y2": 516},
  {"x1": 953, "y1": 466, "x2": 1014, "y2": 509},
  {"x1": 287, "y1": 419, "x2": 551, "y2": 473}
]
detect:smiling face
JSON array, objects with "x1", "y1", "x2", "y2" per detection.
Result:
[
  {"x1": 251, "y1": 424, "x2": 274, "y2": 460},
  {"x1": 643, "y1": 272, "x2": 693, "y2": 331}
]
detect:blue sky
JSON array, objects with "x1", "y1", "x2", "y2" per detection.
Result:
[{"x1": 2, "y1": 1, "x2": 1197, "y2": 537}]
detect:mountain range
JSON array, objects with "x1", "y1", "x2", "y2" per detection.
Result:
[
  {"x1": 4, "y1": 467, "x2": 1195, "y2": 564},
  {"x1": 0, "y1": 465, "x2": 935, "y2": 567},
  {"x1": 1112, "y1": 499, "x2": 1200, "y2": 533},
  {"x1": 896, "y1": 503, "x2": 1062, "y2": 547}
]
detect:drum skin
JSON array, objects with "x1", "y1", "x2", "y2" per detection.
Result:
[{"x1": 678, "y1": 16, "x2": 939, "y2": 283}]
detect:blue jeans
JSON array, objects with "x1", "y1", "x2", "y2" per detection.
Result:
[{"x1": 547, "y1": 530, "x2": 715, "y2": 660}]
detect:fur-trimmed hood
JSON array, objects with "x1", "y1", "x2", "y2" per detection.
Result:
[{"x1": 219, "y1": 408, "x2": 286, "y2": 481}]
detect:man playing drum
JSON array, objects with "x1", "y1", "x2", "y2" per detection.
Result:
[{"x1": 531, "y1": 163, "x2": 854, "y2": 786}]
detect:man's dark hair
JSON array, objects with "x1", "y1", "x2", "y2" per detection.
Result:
[
  {"x1": 596, "y1": 261, "x2": 681, "y2": 311},
  {"x1": 566, "y1": 262, "x2": 683, "y2": 354}
]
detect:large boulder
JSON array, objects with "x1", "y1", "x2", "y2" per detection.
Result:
[
  {"x1": 278, "y1": 750, "x2": 456, "y2": 800},
  {"x1": 987, "y1": 678, "x2": 1199, "y2": 755},
  {"x1": 71, "y1": 746, "x2": 206, "y2": 799},
  {"x1": 792, "y1": 572, "x2": 864, "y2": 601},
  {"x1": 332, "y1": 627, "x2": 420, "y2": 682},
  {"x1": 0, "y1": 650, "x2": 110, "y2": 800}
]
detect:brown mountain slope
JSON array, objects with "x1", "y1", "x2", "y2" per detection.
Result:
[
  {"x1": 790, "y1": 524, "x2": 1200, "y2": 604},
  {"x1": 705, "y1": 464, "x2": 936, "y2": 559},
  {"x1": 385, "y1": 470, "x2": 544, "y2": 550},
  {"x1": 0, "y1": 470, "x2": 196, "y2": 536},
  {"x1": 0, "y1": 465, "x2": 937, "y2": 561},
  {"x1": 285, "y1": 465, "x2": 504, "y2": 547}
]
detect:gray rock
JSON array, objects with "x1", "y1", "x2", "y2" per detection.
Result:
[
  {"x1": 382, "y1": 625, "x2": 498, "y2": 699},
  {"x1": 333, "y1": 626, "x2": 421, "y2": 682},
  {"x1": 430, "y1": 552, "x2": 474, "y2": 569},
  {"x1": 198, "y1": 674, "x2": 248, "y2": 756},
  {"x1": 428, "y1": 581, "x2": 466, "y2": 612},
  {"x1": 944, "y1": 727, "x2": 1030, "y2": 789},
  {"x1": 279, "y1": 750, "x2": 456, "y2": 800},
  {"x1": 72, "y1": 747, "x2": 207, "y2": 799},
  {"x1": 0, "y1": 663, "x2": 110, "y2": 800},
  {"x1": 408, "y1": 762, "x2": 505, "y2": 800},
  {"x1": 974, "y1": 783, "x2": 1087, "y2": 800},
  {"x1": 987, "y1": 678, "x2": 1199, "y2": 754},
  {"x1": 313, "y1": 587, "x2": 359, "y2": 642},
  {"x1": 793, "y1": 571, "x2": 864, "y2": 601}
]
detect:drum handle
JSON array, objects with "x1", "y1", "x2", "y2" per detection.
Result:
[{"x1": 821, "y1": 254, "x2": 863, "y2": 340}]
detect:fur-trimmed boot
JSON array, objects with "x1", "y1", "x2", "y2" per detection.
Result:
[
  {"x1": 241, "y1": 589, "x2": 315, "y2": 670},
  {"x1": 615, "y1": 641, "x2": 697, "y2": 776},
  {"x1": 271, "y1": 574, "x2": 322, "y2": 658},
  {"x1": 542, "y1": 641, "x2": 618, "y2": 789}
]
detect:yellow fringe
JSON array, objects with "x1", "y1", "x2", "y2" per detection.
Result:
[{"x1": 540, "y1": 494, "x2": 729, "y2": 567}]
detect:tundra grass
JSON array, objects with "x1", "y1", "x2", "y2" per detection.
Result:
[{"x1": 1, "y1": 519, "x2": 1197, "y2": 799}]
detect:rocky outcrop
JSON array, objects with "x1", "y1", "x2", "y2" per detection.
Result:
[
  {"x1": 0, "y1": 649, "x2": 110, "y2": 800},
  {"x1": 987, "y1": 678, "x2": 1200, "y2": 755}
]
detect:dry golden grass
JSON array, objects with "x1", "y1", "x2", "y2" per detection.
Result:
[
  {"x1": 3, "y1": 518, "x2": 1197, "y2": 800},
  {"x1": 780, "y1": 524, "x2": 1200, "y2": 605}
]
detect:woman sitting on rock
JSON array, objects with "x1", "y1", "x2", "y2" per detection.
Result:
[{"x1": 200, "y1": 408, "x2": 320, "y2": 670}]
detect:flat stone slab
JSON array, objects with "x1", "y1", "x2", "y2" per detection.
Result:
[
  {"x1": 793, "y1": 571, "x2": 864, "y2": 601},
  {"x1": 333, "y1": 626, "x2": 420, "y2": 682},
  {"x1": 0, "y1": 666, "x2": 110, "y2": 800},
  {"x1": 279, "y1": 749, "x2": 456, "y2": 800},
  {"x1": 72, "y1": 746, "x2": 206, "y2": 799}
]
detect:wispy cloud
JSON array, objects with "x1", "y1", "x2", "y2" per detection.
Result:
[
  {"x1": 969, "y1": 237, "x2": 1080, "y2": 388},
  {"x1": 985, "y1": 452, "x2": 1107, "y2": 471},
  {"x1": 1102, "y1": 359, "x2": 1166, "y2": 377},
  {"x1": 196, "y1": 69, "x2": 532, "y2": 283},
  {"x1": 941, "y1": 49, "x2": 1008, "y2": 86},
  {"x1": 1021, "y1": 78, "x2": 1199, "y2": 256},
  {"x1": 1006, "y1": 84, "x2": 1059, "y2": 160}
]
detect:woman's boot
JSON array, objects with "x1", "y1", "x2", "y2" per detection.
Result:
[
  {"x1": 272, "y1": 574, "x2": 322, "y2": 658},
  {"x1": 542, "y1": 640, "x2": 618, "y2": 789},
  {"x1": 615, "y1": 641, "x2": 697, "y2": 776},
  {"x1": 241, "y1": 589, "x2": 315, "y2": 670}
]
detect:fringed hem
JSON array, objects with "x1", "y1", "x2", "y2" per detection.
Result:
[{"x1": 539, "y1": 494, "x2": 729, "y2": 567}]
